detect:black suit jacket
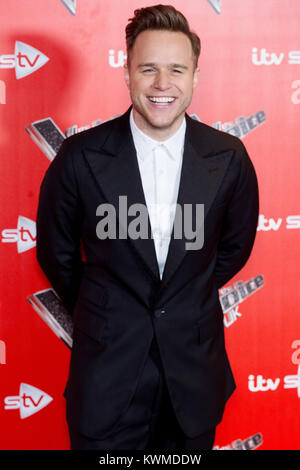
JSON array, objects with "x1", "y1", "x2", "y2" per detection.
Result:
[{"x1": 36, "y1": 107, "x2": 259, "y2": 439}]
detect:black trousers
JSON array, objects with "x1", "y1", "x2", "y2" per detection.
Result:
[{"x1": 69, "y1": 336, "x2": 215, "y2": 450}]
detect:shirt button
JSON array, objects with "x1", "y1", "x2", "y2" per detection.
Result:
[{"x1": 154, "y1": 308, "x2": 166, "y2": 318}]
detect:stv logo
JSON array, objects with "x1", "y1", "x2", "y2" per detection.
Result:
[
  {"x1": 0, "y1": 41, "x2": 49, "y2": 79},
  {"x1": 4, "y1": 383, "x2": 53, "y2": 419}
]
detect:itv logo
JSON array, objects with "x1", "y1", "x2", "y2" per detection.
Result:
[{"x1": 0, "y1": 340, "x2": 6, "y2": 365}]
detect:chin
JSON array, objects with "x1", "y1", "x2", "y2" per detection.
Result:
[
  {"x1": 134, "y1": 103, "x2": 183, "y2": 132},
  {"x1": 153, "y1": 117, "x2": 182, "y2": 130},
  {"x1": 149, "y1": 117, "x2": 173, "y2": 128},
  {"x1": 146, "y1": 111, "x2": 178, "y2": 126}
]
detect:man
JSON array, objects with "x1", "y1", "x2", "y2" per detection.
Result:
[{"x1": 36, "y1": 4, "x2": 259, "y2": 450}]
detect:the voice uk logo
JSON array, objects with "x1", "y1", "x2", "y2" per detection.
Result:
[
  {"x1": 1, "y1": 216, "x2": 36, "y2": 253},
  {"x1": 4, "y1": 383, "x2": 53, "y2": 419},
  {"x1": 0, "y1": 41, "x2": 49, "y2": 79}
]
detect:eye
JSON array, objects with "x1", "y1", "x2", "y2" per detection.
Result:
[
  {"x1": 172, "y1": 69, "x2": 182, "y2": 74},
  {"x1": 142, "y1": 68, "x2": 155, "y2": 73}
]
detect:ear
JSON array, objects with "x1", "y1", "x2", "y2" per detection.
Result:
[
  {"x1": 193, "y1": 66, "x2": 200, "y2": 89},
  {"x1": 124, "y1": 62, "x2": 130, "y2": 88}
]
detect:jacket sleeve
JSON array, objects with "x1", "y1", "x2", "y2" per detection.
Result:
[
  {"x1": 214, "y1": 143, "x2": 259, "y2": 289},
  {"x1": 36, "y1": 138, "x2": 84, "y2": 315}
]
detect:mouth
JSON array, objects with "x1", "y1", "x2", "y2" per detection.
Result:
[{"x1": 147, "y1": 96, "x2": 176, "y2": 108}]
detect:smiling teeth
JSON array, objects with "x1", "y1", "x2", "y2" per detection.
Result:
[{"x1": 149, "y1": 97, "x2": 175, "y2": 103}]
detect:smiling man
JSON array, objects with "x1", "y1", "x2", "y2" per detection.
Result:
[
  {"x1": 124, "y1": 27, "x2": 199, "y2": 140},
  {"x1": 36, "y1": 4, "x2": 259, "y2": 450}
]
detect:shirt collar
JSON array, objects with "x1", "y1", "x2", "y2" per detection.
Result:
[{"x1": 130, "y1": 109, "x2": 186, "y2": 162}]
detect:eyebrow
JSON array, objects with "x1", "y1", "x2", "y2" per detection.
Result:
[{"x1": 138, "y1": 62, "x2": 188, "y2": 70}]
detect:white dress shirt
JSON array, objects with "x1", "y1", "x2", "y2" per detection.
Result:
[{"x1": 129, "y1": 110, "x2": 186, "y2": 279}]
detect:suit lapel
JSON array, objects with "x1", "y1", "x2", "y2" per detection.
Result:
[
  {"x1": 161, "y1": 120, "x2": 234, "y2": 286},
  {"x1": 83, "y1": 109, "x2": 234, "y2": 285},
  {"x1": 83, "y1": 108, "x2": 161, "y2": 281}
]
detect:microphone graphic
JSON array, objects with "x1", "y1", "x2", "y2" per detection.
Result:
[
  {"x1": 61, "y1": 0, "x2": 76, "y2": 15},
  {"x1": 27, "y1": 288, "x2": 73, "y2": 349},
  {"x1": 25, "y1": 117, "x2": 65, "y2": 161}
]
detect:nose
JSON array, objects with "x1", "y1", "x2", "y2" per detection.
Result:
[{"x1": 153, "y1": 71, "x2": 171, "y2": 91}]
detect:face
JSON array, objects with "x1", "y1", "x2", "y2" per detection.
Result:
[{"x1": 124, "y1": 29, "x2": 199, "y2": 141}]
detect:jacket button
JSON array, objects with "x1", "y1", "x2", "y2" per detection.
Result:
[{"x1": 154, "y1": 308, "x2": 166, "y2": 318}]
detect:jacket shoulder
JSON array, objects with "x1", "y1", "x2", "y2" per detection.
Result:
[
  {"x1": 62, "y1": 115, "x2": 120, "y2": 153},
  {"x1": 187, "y1": 116, "x2": 246, "y2": 156}
]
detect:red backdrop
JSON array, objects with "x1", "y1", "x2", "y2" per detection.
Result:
[{"x1": 0, "y1": 0, "x2": 299, "y2": 450}]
